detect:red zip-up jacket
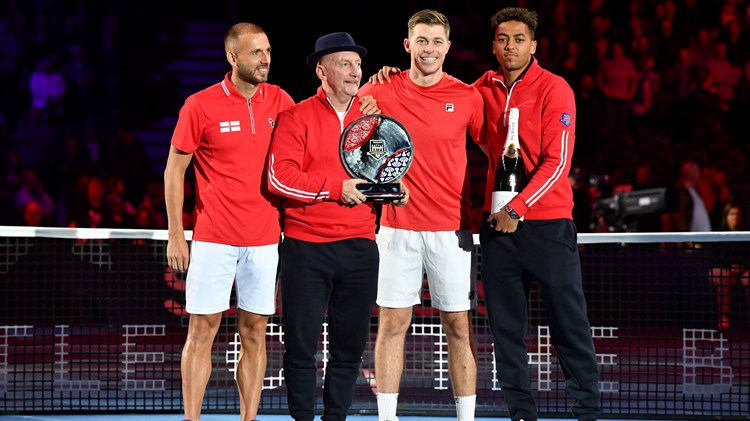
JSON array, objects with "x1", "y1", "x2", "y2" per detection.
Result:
[
  {"x1": 473, "y1": 57, "x2": 576, "y2": 220},
  {"x1": 267, "y1": 88, "x2": 377, "y2": 242}
]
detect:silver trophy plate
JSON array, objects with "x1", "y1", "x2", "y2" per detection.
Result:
[{"x1": 340, "y1": 114, "x2": 413, "y2": 202}]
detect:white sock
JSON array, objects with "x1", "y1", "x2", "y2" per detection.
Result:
[
  {"x1": 377, "y1": 392, "x2": 399, "y2": 421},
  {"x1": 455, "y1": 394, "x2": 476, "y2": 421}
]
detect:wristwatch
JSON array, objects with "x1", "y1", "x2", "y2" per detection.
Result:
[{"x1": 504, "y1": 205, "x2": 520, "y2": 220}]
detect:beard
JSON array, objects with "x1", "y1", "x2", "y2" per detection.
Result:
[
  {"x1": 236, "y1": 63, "x2": 269, "y2": 85},
  {"x1": 341, "y1": 82, "x2": 360, "y2": 97}
]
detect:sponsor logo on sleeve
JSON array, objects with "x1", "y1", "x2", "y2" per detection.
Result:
[{"x1": 559, "y1": 113, "x2": 571, "y2": 127}]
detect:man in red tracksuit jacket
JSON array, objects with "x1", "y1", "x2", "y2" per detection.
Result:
[
  {"x1": 474, "y1": 7, "x2": 601, "y2": 421},
  {"x1": 267, "y1": 32, "x2": 407, "y2": 421}
]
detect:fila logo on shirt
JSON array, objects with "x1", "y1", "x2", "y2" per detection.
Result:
[
  {"x1": 219, "y1": 120, "x2": 241, "y2": 133},
  {"x1": 445, "y1": 103, "x2": 455, "y2": 112}
]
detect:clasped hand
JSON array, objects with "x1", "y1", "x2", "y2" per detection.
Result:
[{"x1": 487, "y1": 211, "x2": 519, "y2": 233}]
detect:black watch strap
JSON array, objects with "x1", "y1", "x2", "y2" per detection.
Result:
[{"x1": 504, "y1": 206, "x2": 520, "y2": 219}]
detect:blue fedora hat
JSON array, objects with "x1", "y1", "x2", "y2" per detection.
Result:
[{"x1": 306, "y1": 32, "x2": 368, "y2": 68}]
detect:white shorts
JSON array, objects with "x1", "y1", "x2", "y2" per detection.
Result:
[
  {"x1": 376, "y1": 227, "x2": 475, "y2": 312},
  {"x1": 185, "y1": 240, "x2": 279, "y2": 315}
]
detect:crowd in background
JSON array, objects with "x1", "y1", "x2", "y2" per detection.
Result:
[
  {"x1": 1, "y1": 0, "x2": 749, "y2": 233},
  {"x1": 0, "y1": 1, "x2": 183, "y2": 229}
]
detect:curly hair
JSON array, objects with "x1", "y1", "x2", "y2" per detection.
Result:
[{"x1": 490, "y1": 7, "x2": 538, "y2": 40}]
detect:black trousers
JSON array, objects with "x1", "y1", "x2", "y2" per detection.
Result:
[
  {"x1": 479, "y1": 217, "x2": 601, "y2": 421},
  {"x1": 280, "y1": 237, "x2": 378, "y2": 421}
]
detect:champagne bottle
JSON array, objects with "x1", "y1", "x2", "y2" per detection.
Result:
[{"x1": 491, "y1": 107, "x2": 526, "y2": 214}]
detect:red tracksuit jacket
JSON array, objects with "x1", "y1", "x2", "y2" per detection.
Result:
[
  {"x1": 267, "y1": 88, "x2": 377, "y2": 243},
  {"x1": 474, "y1": 58, "x2": 576, "y2": 220}
]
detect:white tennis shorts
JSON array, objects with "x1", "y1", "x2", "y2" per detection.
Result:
[
  {"x1": 376, "y1": 227, "x2": 475, "y2": 312},
  {"x1": 185, "y1": 240, "x2": 279, "y2": 315}
]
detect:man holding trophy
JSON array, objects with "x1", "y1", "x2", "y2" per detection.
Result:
[{"x1": 266, "y1": 31, "x2": 409, "y2": 421}]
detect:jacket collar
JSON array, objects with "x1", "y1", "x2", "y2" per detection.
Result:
[
  {"x1": 492, "y1": 56, "x2": 539, "y2": 87},
  {"x1": 220, "y1": 71, "x2": 266, "y2": 103},
  {"x1": 315, "y1": 86, "x2": 356, "y2": 113}
]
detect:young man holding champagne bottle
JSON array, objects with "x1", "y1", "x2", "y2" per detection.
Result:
[{"x1": 474, "y1": 7, "x2": 601, "y2": 421}]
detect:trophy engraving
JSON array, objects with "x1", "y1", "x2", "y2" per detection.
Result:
[{"x1": 368, "y1": 140, "x2": 386, "y2": 159}]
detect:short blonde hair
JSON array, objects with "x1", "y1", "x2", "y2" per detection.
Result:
[{"x1": 407, "y1": 9, "x2": 450, "y2": 39}]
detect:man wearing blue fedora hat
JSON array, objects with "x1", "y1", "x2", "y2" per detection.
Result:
[
  {"x1": 305, "y1": 32, "x2": 368, "y2": 68},
  {"x1": 267, "y1": 31, "x2": 407, "y2": 421}
]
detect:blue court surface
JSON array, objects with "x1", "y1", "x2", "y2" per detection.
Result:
[{"x1": 0, "y1": 416, "x2": 699, "y2": 421}]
